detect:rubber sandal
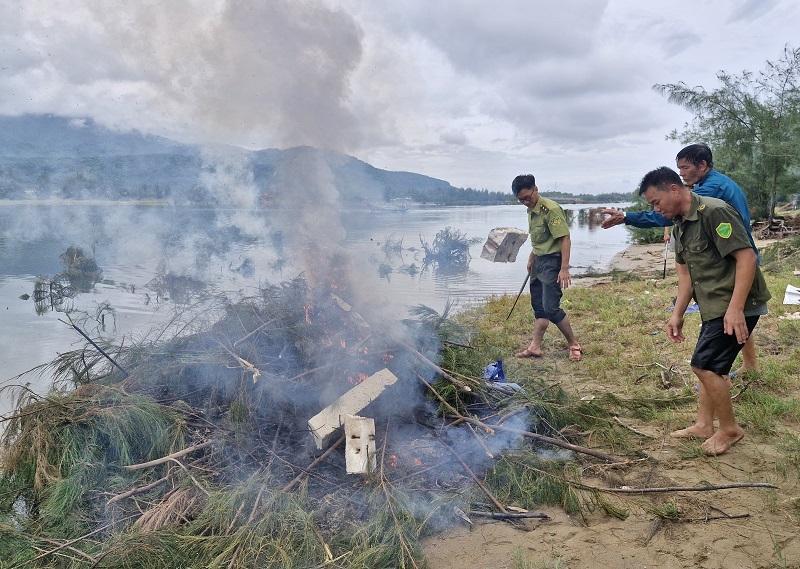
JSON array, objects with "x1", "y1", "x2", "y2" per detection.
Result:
[{"x1": 568, "y1": 346, "x2": 583, "y2": 361}]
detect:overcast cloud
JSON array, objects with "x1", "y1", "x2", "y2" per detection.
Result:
[{"x1": 1, "y1": 0, "x2": 798, "y2": 194}]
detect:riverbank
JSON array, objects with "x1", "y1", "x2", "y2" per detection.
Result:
[
  {"x1": 423, "y1": 236, "x2": 799, "y2": 569},
  {"x1": 574, "y1": 238, "x2": 779, "y2": 287}
]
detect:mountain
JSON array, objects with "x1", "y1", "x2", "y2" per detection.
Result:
[{"x1": 0, "y1": 114, "x2": 473, "y2": 204}]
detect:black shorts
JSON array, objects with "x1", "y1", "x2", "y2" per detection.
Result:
[
  {"x1": 529, "y1": 253, "x2": 566, "y2": 323},
  {"x1": 690, "y1": 316, "x2": 760, "y2": 376}
]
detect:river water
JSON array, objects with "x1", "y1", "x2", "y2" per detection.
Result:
[{"x1": 0, "y1": 201, "x2": 631, "y2": 414}]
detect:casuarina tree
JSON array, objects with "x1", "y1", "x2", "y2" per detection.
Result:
[{"x1": 654, "y1": 45, "x2": 800, "y2": 224}]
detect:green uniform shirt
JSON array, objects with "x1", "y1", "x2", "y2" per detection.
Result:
[
  {"x1": 527, "y1": 196, "x2": 570, "y2": 256},
  {"x1": 674, "y1": 193, "x2": 771, "y2": 321}
]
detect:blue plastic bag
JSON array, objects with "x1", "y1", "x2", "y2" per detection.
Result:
[{"x1": 482, "y1": 360, "x2": 506, "y2": 383}]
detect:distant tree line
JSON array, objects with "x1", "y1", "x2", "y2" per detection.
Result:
[{"x1": 540, "y1": 191, "x2": 635, "y2": 204}]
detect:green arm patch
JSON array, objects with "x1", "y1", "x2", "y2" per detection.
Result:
[{"x1": 716, "y1": 222, "x2": 732, "y2": 238}]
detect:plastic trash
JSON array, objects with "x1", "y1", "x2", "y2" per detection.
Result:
[
  {"x1": 482, "y1": 360, "x2": 523, "y2": 393},
  {"x1": 783, "y1": 284, "x2": 800, "y2": 305},
  {"x1": 482, "y1": 360, "x2": 506, "y2": 383}
]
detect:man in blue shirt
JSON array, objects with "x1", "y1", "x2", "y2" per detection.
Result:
[{"x1": 600, "y1": 144, "x2": 760, "y2": 378}]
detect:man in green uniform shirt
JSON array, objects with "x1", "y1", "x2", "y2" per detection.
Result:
[
  {"x1": 639, "y1": 167, "x2": 771, "y2": 455},
  {"x1": 511, "y1": 174, "x2": 582, "y2": 362}
]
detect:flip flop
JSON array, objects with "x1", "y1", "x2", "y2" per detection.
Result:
[
  {"x1": 515, "y1": 348, "x2": 543, "y2": 358},
  {"x1": 568, "y1": 346, "x2": 583, "y2": 361}
]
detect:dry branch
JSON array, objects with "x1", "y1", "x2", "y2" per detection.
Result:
[
  {"x1": 468, "y1": 510, "x2": 550, "y2": 520},
  {"x1": 595, "y1": 482, "x2": 778, "y2": 493},
  {"x1": 106, "y1": 473, "x2": 172, "y2": 505},
  {"x1": 403, "y1": 342, "x2": 472, "y2": 392},
  {"x1": 122, "y1": 440, "x2": 213, "y2": 471},
  {"x1": 282, "y1": 435, "x2": 345, "y2": 492},
  {"x1": 441, "y1": 440, "x2": 508, "y2": 515}
]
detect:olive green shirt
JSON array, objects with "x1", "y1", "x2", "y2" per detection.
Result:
[
  {"x1": 527, "y1": 196, "x2": 570, "y2": 256},
  {"x1": 673, "y1": 193, "x2": 771, "y2": 320}
]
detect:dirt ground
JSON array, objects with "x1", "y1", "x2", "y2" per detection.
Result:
[{"x1": 422, "y1": 240, "x2": 800, "y2": 569}]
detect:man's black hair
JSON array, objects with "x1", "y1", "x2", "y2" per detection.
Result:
[
  {"x1": 638, "y1": 167, "x2": 684, "y2": 196},
  {"x1": 511, "y1": 174, "x2": 536, "y2": 196},
  {"x1": 676, "y1": 143, "x2": 713, "y2": 168}
]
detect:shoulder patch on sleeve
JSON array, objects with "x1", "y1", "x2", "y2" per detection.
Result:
[
  {"x1": 550, "y1": 217, "x2": 561, "y2": 227},
  {"x1": 716, "y1": 222, "x2": 732, "y2": 238}
]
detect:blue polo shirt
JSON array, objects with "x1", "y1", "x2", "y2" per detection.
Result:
[{"x1": 625, "y1": 168, "x2": 758, "y2": 260}]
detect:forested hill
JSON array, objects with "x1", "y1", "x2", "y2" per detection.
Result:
[{"x1": 0, "y1": 114, "x2": 511, "y2": 205}]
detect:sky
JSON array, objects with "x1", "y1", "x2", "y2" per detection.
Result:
[{"x1": 1, "y1": 0, "x2": 798, "y2": 195}]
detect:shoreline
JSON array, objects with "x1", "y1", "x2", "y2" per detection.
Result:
[{"x1": 573, "y1": 237, "x2": 778, "y2": 286}]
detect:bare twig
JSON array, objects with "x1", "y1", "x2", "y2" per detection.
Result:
[
  {"x1": 282, "y1": 435, "x2": 345, "y2": 492},
  {"x1": 594, "y1": 482, "x2": 778, "y2": 493},
  {"x1": 468, "y1": 510, "x2": 550, "y2": 520},
  {"x1": 466, "y1": 423, "x2": 494, "y2": 459},
  {"x1": 60, "y1": 316, "x2": 129, "y2": 378},
  {"x1": 613, "y1": 416, "x2": 651, "y2": 437},
  {"x1": 677, "y1": 513, "x2": 750, "y2": 522},
  {"x1": 122, "y1": 440, "x2": 213, "y2": 471},
  {"x1": 106, "y1": 473, "x2": 172, "y2": 505},
  {"x1": 403, "y1": 342, "x2": 472, "y2": 392},
  {"x1": 440, "y1": 440, "x2": 508, "y2": 515}
]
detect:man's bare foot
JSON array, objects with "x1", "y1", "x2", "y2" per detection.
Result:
[
  {"x1": 670, "y1": 425, "x2": 714, "y2": 439},
  {"x1": 515, "y1": 347, "x2": 543, "y2": 358},
  {"x1": 701, "y1": 430, "x2": 745, "y2": 455},
  {"x1": 568, "y1": 345, "x2": 583, "y2": 361}
]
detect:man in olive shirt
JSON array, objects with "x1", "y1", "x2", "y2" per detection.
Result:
[
  {"x1": 511, "y1": 174, "x2": 582, "y2": 362},
  {"x1": 640, "y1": 167, "x2": 770, "y2": 455}
]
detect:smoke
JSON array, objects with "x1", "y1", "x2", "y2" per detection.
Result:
[{"x1": 82, "y1": 0, "x2": 364, "y2": 151}]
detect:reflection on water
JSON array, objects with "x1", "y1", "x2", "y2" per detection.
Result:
[{"x1": 0, "y1": 202, "x2": 632, "y2": 413}]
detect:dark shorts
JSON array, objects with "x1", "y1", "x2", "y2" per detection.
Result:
[
  {"x1": 529, "y1": 253, "x2": 566, "y2": 323},
  {"x1": 691, "y1": 316, "x2": 760, "y2": 376}
]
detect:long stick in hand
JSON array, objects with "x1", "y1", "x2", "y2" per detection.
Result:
[
  {"x1": 506, "y1": 266, "x2": 531, "y2": 320},
  {"x1": 662, "y1": 240, "x2": 669, "y2": 279}
]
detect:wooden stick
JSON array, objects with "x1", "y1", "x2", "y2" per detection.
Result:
[
  {"x1": 403, "y1": 342, "x2": 472, "y2": 392},
  {"x1": 122, "y1": 440, "x2": 213, "y2": 471},
  {"x1": 282, "y1": 435, "x2": 345, "y2": 492},
  {"x1": 466, "y1": 423, "x2": 494, "y2": 459},
  {"x1": 469, "y1": 511, "x2": 550, "y2": 520},
  {"x1": 594, "y1": 482, "x2": 778, "y2": 493},
  {"x1": 613, "y1": 416, "x2": 651, "y2": 437},
  {"x1": 677, "y1": 513, "x2": 750, "y2": 522},
  {"x1": 107, "y1": 473, "x2": 172, "y2": 505},
  {"x1": 440, "y1": 440, "x2": 508, "y2": 515},
  {"x1": 60, "y1": 316, "x2": 129, "y2": 378}
]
